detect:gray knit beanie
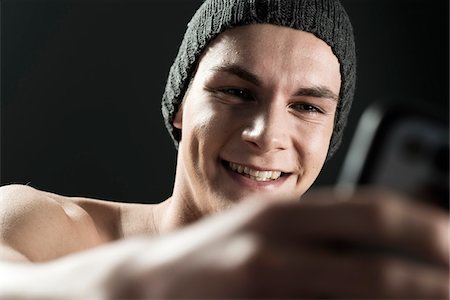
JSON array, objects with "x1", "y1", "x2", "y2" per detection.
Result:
[{"x1": 162, "y1": 0, "x2": 356, "y2": 158}]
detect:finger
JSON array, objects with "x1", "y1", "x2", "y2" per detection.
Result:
[
  {"x1": 266, "y1": 189, "x2": 449, "y2": 266},
  {"x1": 246, "y1": 247, "x2": 449, "y2": 299}
]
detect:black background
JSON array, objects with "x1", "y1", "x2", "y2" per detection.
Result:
[{"x1": 1, "y1": 0, "x2": 448, "y2": 203}]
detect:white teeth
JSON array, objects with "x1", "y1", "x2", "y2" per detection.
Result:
[
  {"x1": 271, "y1": 171, "x2": 282, "y2": 179},
  {"x1": 249, "y1": 169, "x2": 258, "y2": 176},
  {"x1": 228, "y1": 162, "x2": 282, "y2": 181}
]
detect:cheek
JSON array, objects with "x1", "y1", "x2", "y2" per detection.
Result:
[
  {"x1": 182, "y1": 106, "x2": 212, "y2": 149},
  {"x1": 294, "y1": 120, "x2": 334, "y2": 170},
  {"x1": 182, "y1": 101, "x2": 232, "y2": 154}
]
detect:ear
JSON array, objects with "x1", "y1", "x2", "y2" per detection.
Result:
[{"x1": 173, "y1": 104, "x2": 183, "y2": 129}]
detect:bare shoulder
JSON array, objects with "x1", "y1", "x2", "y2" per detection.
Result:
[{"x1": 0, "y1": 184, "x2": 121, "y2": 262}]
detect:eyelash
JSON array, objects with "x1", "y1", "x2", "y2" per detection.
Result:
[
  {"x1": 289, "y1": 103, "x2": 323, "y2": 114},
  {"x1": 219, "y1": 88, "x2": 254, "y2": 101},
  {"x1": 214, "y1": 88, "x2": 323, "y2": 114}
]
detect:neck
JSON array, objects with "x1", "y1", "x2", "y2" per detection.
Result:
[{"x1": 157, "y1": 148, "x2": 204, "y2": 233}]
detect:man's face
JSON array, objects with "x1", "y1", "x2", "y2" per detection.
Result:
[{"x1": 173, "y1": 24, "x2": 341, "y2": 213}]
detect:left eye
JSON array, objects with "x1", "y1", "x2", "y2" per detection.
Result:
[{"x1": 290, "y1": 103, "x2": 322, "y2": 113}]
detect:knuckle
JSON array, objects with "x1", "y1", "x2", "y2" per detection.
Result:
[
  {"x1": 368, "y1": 258, "x2": 403, "y2": 294},
  {"x1": 425, "y1": 220, "x2": 449, "y2": 260},
  {"x1": 364, "y1": 199, "x2": 400, "y2": 236}
]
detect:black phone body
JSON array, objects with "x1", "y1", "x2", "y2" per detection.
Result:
[{"x1": 338, "y1": 102, "x2": 449, "y2": 210}]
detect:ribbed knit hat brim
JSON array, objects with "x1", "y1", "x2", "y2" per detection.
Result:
[{"x1": 162, "y1": 0, "x2": 356, "y2": 158}]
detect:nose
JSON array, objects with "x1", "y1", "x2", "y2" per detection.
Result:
[{"x1": 241, "y1": 106, "x2": 289, "y2": 152}]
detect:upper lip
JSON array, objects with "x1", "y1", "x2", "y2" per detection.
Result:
[{"x1": 224, "y1": 159, "x2": 291, "y2": 174}]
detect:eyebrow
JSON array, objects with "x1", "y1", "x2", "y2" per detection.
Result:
[
  {"x1": 210, "y1": 64, "x2": 339, "y2": 101},
  {"x1": 294, "y1": 86, "x2": 339, "y2": 102},
  {"x1": 211, "y1": 64, "x2": 262, "y2": 86}
]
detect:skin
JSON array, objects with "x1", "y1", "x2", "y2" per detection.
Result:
[
  {"x1": 0, "y1": 24, "x2": 448, "y2": 299},
  {"x1": 166, "y1": 24, "x2": 340, "y2": 223}
]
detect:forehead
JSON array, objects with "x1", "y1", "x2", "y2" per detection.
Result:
[{"x1": 195, "y1": 24, "x2": 341, "y2": 90}]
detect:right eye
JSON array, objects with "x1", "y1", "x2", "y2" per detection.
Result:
[{"x1": 219, "y1": 88, "x2": 254, "y2": 101}]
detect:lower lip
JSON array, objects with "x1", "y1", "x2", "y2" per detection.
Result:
[{"x1": 222, "y1": 161, "x2": 289, "y2": 190}]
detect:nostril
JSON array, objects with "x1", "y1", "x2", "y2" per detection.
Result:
[{"x1": 246, "y1": 140, "x2": 261, "y2": 149}]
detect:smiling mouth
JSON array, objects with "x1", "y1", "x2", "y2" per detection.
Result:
[{"x1": 223, "y1": 160, "x2": 290, "y2": 182}]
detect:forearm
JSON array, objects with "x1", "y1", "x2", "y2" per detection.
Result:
[
  {"x1": 0, "y1": 262, "x2": 54, "y2": 299},
  {"x1": 0, "y1": 238, "x2": 151, "y2": 299}
]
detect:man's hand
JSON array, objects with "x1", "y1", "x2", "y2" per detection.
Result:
[{"x1": 116, "y1": 188, "x2": 449, "y2": 299}]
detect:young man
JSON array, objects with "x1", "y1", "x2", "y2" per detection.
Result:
[{"x1": 1, "y1": 0, "x2": 448, "y2": 298}]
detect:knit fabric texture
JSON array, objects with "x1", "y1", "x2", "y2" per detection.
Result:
[{"x1": 162, "y1": 0, "x2": 356, "y2": 158}]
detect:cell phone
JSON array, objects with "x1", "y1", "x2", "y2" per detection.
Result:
[{"x1": 338, "y1": 102, "x2": 449, "y2": 210}]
